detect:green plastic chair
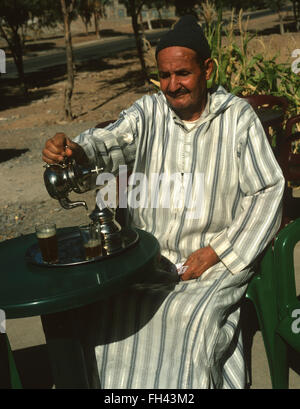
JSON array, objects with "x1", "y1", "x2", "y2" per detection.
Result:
[
  {"x1": 0, "y1": 333, "x2": 22, "y2": 389},
  {"x1": 246, "y1": 217, "x2": 300, "y2": 389}
]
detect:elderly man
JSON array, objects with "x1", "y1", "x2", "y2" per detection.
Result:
[{"x1": 42, "y1": 16, "x2": 284, "y2": 388}]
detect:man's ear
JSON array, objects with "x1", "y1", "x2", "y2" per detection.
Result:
[{"x1": 204, "y1": 58, "x2": 214, "y2": 80}]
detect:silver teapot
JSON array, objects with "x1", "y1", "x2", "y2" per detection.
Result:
[
  {"x1": 43, "y1": 159, "x2": 103, "y2": 210},
  {"x1": 90, "y1": 196, "x2": 123, "y2": 255}
]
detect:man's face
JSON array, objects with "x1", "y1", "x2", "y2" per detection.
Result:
[{"x1": 157, "y1": 47, "x2": 212, "y2": 121}]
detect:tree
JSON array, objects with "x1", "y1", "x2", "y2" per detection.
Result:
[
  {"x1": 93, "y1": 0, "x2": 108, "y2": 38},
  {"x1": 120, "y1": 0, "x2": 148, "y2": 80},
  {"x1": 0, "y1": 0, "x2": 62, "y2": 95},
  {"x1": 172, "y1": 0, "x2": 201, "y2": 18},
  {"x1": 60, "y1": 0, "x2": 77, "y2": 120},
  {"x1": 78, "y1": 0, "x2": 94, "y2": 35},
  {"x1": 0, "y1": 0, "x2": 28, "y2": 94}
]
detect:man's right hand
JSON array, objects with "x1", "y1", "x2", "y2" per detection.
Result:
[{"x1": 42, "y1": 133, "x2": 88, "y2": 165}]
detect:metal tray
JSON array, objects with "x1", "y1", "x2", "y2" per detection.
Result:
[{"x1": 25, "y1": 228, "x2": 139, "y2": 267}]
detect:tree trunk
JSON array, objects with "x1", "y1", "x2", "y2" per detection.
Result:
[
  {"x1": 60, "y1": 0, "x2": 75, "y2": 120},
  {"x1": 292, "y1": 0, "x2": 296, "y2": 20},
  {"x1": 129, "y1": 1, "x2": 148, "y2": 82},
  {"x1": 278, "y1": 12, "x2": 285, "y2": 34},
  {"x1": 157, "y1": 9, "x2": 163, "y2": 27},
  {"x1": 12, "y1": 29, "x2": 27, "y2": 96},
  {"x1": 81, "y1": 17, "x2": 89, "y2": 35},
  {"x1": 293, "y1": 0, "x2": 300, "y2": 31},
  {"x1": 14, "y1": 51, "x2": 27, "y2": 96},
  {"x1": 94, "y1": 11, "x2": 101, "y2": 38}
]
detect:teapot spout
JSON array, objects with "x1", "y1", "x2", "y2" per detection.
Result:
[{"x1": 59, "y1": 197, "x2": 88, "y2": 211}]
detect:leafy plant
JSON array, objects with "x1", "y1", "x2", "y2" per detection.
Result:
[{"x1": 201, "y1": 5, "x2": 300, "y2": 117}]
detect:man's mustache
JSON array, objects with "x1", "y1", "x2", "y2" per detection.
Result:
[{"x1": 166, "y1": 89, "x2": 190, "y2": 98}]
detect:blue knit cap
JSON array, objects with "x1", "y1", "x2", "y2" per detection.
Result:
[{"x1": 156, "y1": 15, "x2": 211, "y2": 60}]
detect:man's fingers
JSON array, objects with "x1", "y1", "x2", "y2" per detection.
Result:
[
  {"x1": 180, "y1": 264, "x2": 196, "y2": 281},
  {"x1": 42, "y1": 133, "x2": 88, "y2": 166},
  {"x1": 42, "y1": 133, "x2": 70, "y2": 164},
  {"x1": 42, "y1": 141, "x2": 65, "y2": 163},
  {"x1": 42, "y1": 148, "x2": 65, "y2": 164},
  {"x1": 51, "y1": 132, "x2": 67, "y2": 146}
]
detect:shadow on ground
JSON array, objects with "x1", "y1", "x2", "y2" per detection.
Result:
[
  {"x1": 0, "y1": 54, "x2": 134, "y2": 112},
  {"x1": 0, "y1": 66, "x2": 64, "y2": 111},
  {"x1": 0, "y1": 149, "x2": 29, "y2": 164},
  {"x1": 73, "y1": 51, "x2": 149, "y2": 118},
  {"x1": 76, "y1": 69, "x2": 148, "y2": 119}
]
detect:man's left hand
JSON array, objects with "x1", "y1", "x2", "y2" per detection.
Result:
[{"x1": 181, "y1": 246, "x2": 220, "y2": 281}]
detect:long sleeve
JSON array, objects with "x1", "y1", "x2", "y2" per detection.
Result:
[
  {"x1": 209, "y1": 114, "x2": 285, "y2": 275},
  {"x1": 73, "y1": 107, "x2": 140, "y2": 176}
]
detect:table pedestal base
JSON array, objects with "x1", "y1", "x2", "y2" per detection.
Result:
[{"x1": 41, "y1": 309, "x2": 92, "y2": 389}]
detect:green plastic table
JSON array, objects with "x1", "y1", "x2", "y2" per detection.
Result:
[{"x1": 0, "y1": 227, "x2": 160, "y2": 388}]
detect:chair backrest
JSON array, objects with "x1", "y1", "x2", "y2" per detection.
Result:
[
  {"x1": 241, "y1": 94, "x2": 289, "y2": 112},
  {"x1": 95, "y1": 120, "x2": 116, "y2": 129},
  {"x1": 273, "y1": 217, "x2": 300, "y2": 312},
  {"x1": 240, "y1": 94, "x2": 289, "y2": 152},
  {"x1": 279, "y1": 115, "x2": 300, "y2": 182}
]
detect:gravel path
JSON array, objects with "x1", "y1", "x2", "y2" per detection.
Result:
[{"x1": 0, "y1": 121, "x2": 100, "y2": 242}]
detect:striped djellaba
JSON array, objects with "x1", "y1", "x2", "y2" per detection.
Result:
[{"x1": 75, "y1": 85, "x2": 285, "y2": 389}]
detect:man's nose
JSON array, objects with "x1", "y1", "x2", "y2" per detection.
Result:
[{"x1": 168, "y1": 75, "x2": 180, "y2": 92}]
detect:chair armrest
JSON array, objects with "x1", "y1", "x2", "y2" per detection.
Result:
[
  {"x1": 278, "y1": 131, "x2": 300, "y2": 178},
  {"x1": 276, "y1": 306, "x2": 300, "y2": 353},
  {"x1": 95, "y1": 119, "x2": 117, "y2": 129}
]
